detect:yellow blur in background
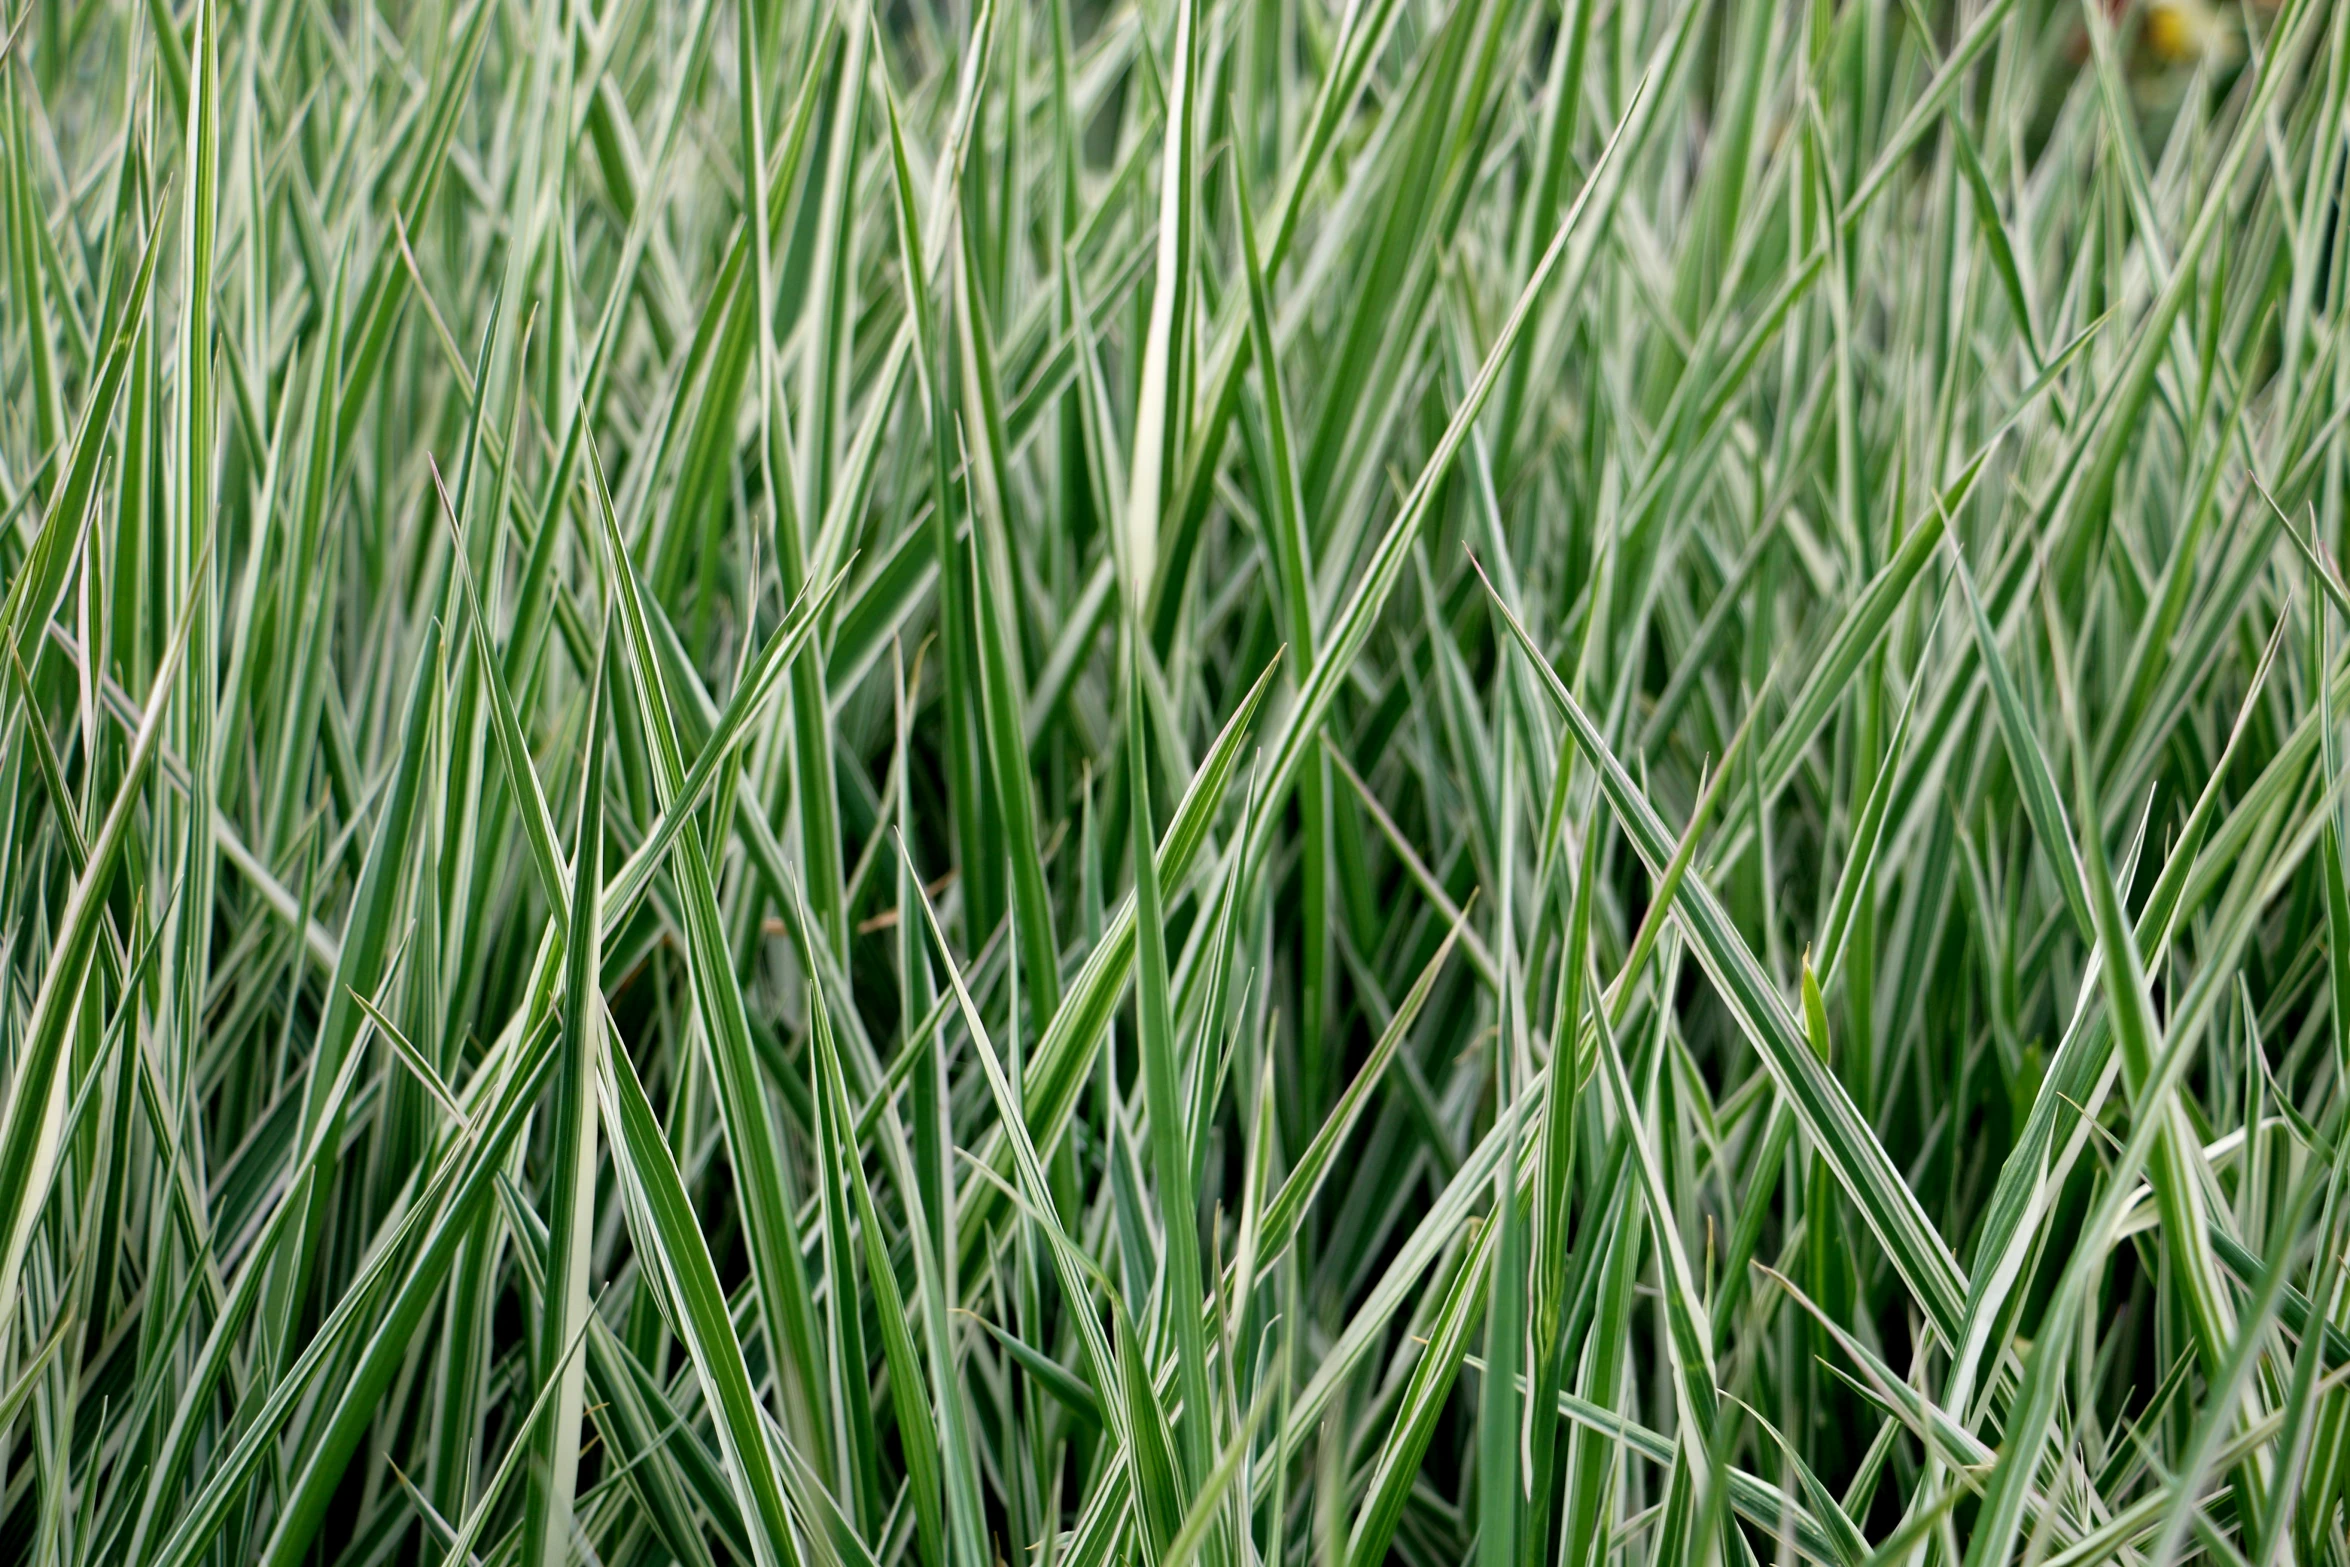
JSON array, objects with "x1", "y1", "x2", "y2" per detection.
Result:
[{"x1": 2142, "y1": 0, "x2": 2237, "y2": 66}]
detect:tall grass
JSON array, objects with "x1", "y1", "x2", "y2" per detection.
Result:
[{"x1": 1, "y1": 0, "x2": 2347, "y2": 1563}]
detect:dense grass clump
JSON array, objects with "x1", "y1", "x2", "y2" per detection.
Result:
[{"x1": 5, "y1": 0, "x2": 2350, "y2": 1562}]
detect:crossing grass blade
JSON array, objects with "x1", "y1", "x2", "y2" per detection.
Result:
[
  {"x1": 599, "y1": 1013, "x2": 805, "y2": 1567},
  {"x1": 520, "y1": 630, "x2": 608, "y2": 1567},
  {"x1": 1486, "y1": 572, "x2": 1971, "y2": 1343}
]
